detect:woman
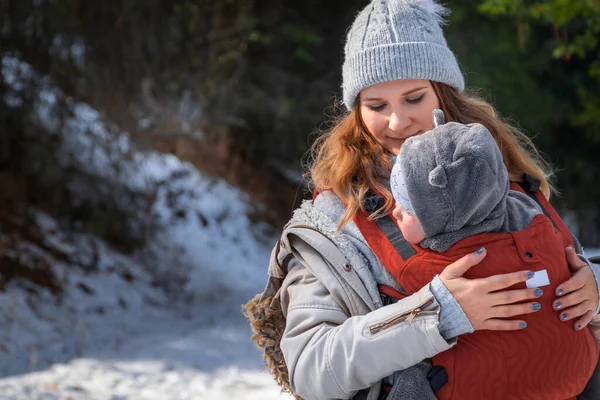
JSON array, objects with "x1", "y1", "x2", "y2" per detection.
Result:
[{"x1": 245, "y1": 0, "x2": 600, "y2": 399}]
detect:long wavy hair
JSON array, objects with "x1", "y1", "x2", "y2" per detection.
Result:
[{"x1": 307, "y1": 82, "x2": 554, "y2": 229}]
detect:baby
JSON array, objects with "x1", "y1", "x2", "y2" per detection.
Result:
[{"x1": 390, "y1": 109, "x2": 540, "y2": 252}]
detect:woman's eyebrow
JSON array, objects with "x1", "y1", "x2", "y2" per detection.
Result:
[
  {"x1": 362, "y1": 86, "x2": 427, "y2": 102},
  {"x1": 402, "y1": 86, "x2": 427, "y2": 96},
  {"x1": 361, "y1": 97, "x2": 383, "y2": 102}
]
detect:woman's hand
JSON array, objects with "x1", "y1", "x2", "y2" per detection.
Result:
[
  {"x1": 439, "y1": 247, "x2": 542, "y2": 331},
  {"x1": 553, "y1": 246, "x2": 599, "y2": 331}
]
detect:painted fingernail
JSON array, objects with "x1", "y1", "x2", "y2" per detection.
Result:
[
  {"x1": 561, "y1": 313, "x2": 568, "y2": 321},
  {"x1": 556, "y1": 289, "x2": 564, "y2": 296},
  {"x1": 532, "y1": 303, "x2": 541, "y2": 311},
  {"x1": 554, "y1": 302, "x2": 562, "y2": 310},
  {"x1": 534, "y1": 288, "x2": 543, "y2": 297},
  {"x1": 527, "y1": 271, "x2": 535, "y2": 279},
  {"x1": 576, "y1": 323, "x2": 583, "y2": 331},
  {"x1": 520, "y1": 322, "x2": 527, "y2": 329},
  {"x1": 476, "y1": 247, "x2": 485, "y2": 255}
]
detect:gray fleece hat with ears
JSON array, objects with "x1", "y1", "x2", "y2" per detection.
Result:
[
  {"x1": 393, "y1": 119, "x2": 511, "y2": 251},
  {"x1": 342, "y1": 0, "x2": 464, "y2": 109}
]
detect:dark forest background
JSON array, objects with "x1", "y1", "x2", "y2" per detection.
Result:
[{"x1": 1, "y1": 0, "x2": 599, "y2": 253}]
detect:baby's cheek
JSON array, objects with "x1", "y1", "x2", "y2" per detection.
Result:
[
  {"x1": 414, "y1": 225, "x2": 426, "y2": 242},
  {"x1": 407, "y1": 218, "x2": 426, "y2": 243}
]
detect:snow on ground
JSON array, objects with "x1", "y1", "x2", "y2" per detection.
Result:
[
  {"x1": 0, "y1": 181, "x2": 290, "y2": 399},
  {"x1": 0, "y1": 191, "x2": 290, "y2": 399},
  {"x1": 0, "y1": 208, "x2": 290, "y2": 400},
  {"x1": 0, "y1": 310, "x2": 291, "y2": 400}
]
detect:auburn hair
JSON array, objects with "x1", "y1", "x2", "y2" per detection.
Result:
[{"x1": 307, "y1": 82, "x2": 553, "y2": 229}]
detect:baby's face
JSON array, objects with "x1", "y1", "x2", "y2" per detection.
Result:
[{"x1": 391, "y1": 202, "x2": 425, "y2": 244}]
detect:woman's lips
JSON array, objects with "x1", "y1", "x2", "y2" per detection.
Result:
[{"x1": 387, "y1": 131, "x2": 422, "y2": 142}]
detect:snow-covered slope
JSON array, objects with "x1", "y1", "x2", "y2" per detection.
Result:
[
  {"x1": 0, "y1": 160, "x2": 290, "y2": 399},
  {"x1": 2, "y1": 54, "x2": 290, "y2": 399},
  {"x1": 0, "y1": 176, "x2": 291, "y2": 399}
]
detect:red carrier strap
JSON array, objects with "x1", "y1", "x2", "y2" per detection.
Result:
[
  {"x1": 313, "y1": 188, "x2": 417, "y2": 267},
  {"x1": 513, "y1": 174, "x2": 575, "y2": 247},
  {"x1": 353, "y1": 191, "x2": 417, "y2": 296},
  {"x1": 378, "y1": 284, "x2": 407, "y2": 300}
]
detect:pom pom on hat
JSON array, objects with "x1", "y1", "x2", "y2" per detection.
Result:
[{"x1": 414, "y1": 0, "x2": 450, "y2": 27}]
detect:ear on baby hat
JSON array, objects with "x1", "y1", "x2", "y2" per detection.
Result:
[
  {"x1": 428, "y1": 165, "x2": 447, "y2": 188},
  {"x1": 432, "y1": 109, "x2": 445, "y2": 127}
]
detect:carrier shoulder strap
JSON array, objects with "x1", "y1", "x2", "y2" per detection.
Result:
[
  {"x1": 514, "y1": 174, "x2": 575, "y2": 247},
  {"x1": 515, "y1": 174, "x2": 559, "y2": 231},
  {"x1": 353, "y1": 190, "x2": 417, "y2": 287}
]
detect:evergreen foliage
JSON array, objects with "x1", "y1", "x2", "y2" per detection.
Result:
[{"x1": 1, "y1": 0, "x2": 598, "y2": 242}]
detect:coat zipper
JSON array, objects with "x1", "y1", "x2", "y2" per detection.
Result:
[{"x1": 369, "y1": 298, "x2": 434, "y2": 335}]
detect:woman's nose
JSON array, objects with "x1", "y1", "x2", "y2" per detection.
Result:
[{"x1": 388, "y1": 111, "x2": 410, "y2": 133}]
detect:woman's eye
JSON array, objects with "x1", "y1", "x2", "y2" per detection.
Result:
[
  {"x1": 406, "y1": 94, "x2": 425, "y2": 104},
  {"x1": 367, "y1": 104, "x2": 386, "y2": 111}
]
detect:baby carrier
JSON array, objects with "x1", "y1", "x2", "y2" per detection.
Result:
[{"x1": 353, "y1": 175, "x2": 599, "y2": 399}]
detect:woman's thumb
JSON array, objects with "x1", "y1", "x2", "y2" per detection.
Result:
[
  {"x1": 445, "y1": 247, "x2": 486, "y2": 278},
  {"x1": 565, "y1": 246, "x2": 586, "y2": 271}
]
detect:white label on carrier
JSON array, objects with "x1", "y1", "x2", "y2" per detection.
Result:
[{"x1": 526, "y1": 270, "x2": 550, "y2": 289}]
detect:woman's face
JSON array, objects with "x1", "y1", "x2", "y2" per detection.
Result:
[{"x1": 359, "y1": 79, "x2": 440, "y2": 155}]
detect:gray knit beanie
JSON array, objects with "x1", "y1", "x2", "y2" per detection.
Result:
[{"x1": 342, "y1": 0, "x2": 464, "y2": 109}]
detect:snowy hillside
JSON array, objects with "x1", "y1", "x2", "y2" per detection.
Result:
[
  {"x1": 0, "y1": 203, "x2": 291, "y2": 399},
  {"x1": 0, "y1": 146, "x2": 290, "y2": 399},
  {"x1": 1, "y1": 54, "x2": 291, "y2": 399}
]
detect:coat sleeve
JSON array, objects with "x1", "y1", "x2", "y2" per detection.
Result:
[
  {"x1": 579, "y1": 256, "x2": 600, "y2": 400},
  {"x1": 574, "y1": 243, "x2": 600, "y2": 400},
  {"x1": 573, "y1": 236, "x2": 600, "y2": 315},
  {"x1": 279, "y1": 255, "x2": 455, "y2": 400}
]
